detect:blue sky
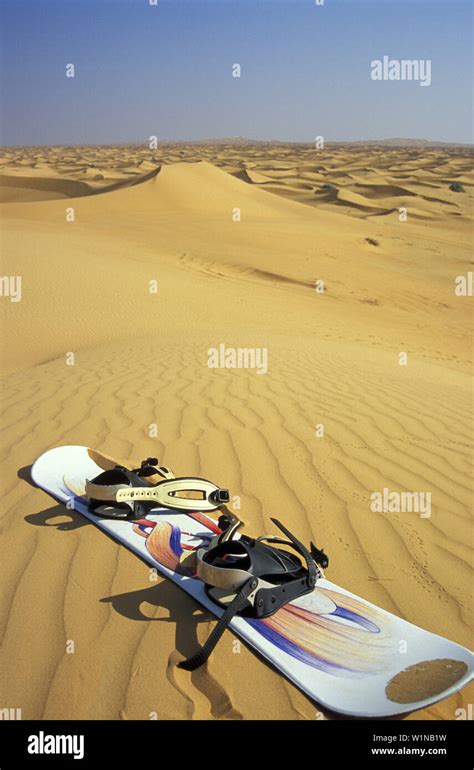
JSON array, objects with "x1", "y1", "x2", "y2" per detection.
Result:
[{"x1": 1, "y1": 0, "x2": 472, "y2": 146}]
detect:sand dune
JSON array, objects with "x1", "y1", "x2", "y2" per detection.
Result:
[
  {"x1": 0, "y1": 149, "x2": 161, "y2": 202},
  {"x1": 0, "y1": 142, "x2": 472, "y2": 721}
]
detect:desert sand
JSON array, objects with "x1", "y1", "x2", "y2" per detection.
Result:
[{"x1": 0, "y1": 141, "x2": 472, "y2": 720}]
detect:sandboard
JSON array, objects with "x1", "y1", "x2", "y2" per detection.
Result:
[{"x1": 31, "y1": 445, "x2": 473, "y2": 717}]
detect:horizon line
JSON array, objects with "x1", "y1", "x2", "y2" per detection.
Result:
[{"x1": 1, "y1": 136, "x2": 473, "y2": 150}]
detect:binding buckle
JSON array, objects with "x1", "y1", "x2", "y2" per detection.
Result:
[{"x1": 210, "y1": 488, "x2": 230, "y2": 504}]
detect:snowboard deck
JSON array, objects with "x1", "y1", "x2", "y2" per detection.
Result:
[{"x1": 31, "y1": 445, "x2": 473, "y2": 717}]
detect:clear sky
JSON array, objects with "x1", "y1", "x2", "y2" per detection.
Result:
[{"x1": 0, "y1": 0, "x2": 472, "y2": 146}]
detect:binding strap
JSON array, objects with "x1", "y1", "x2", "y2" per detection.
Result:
[
  {"x1": 269, "y1": 518, "x2": 319, "y2": 587},
  {"x1": 178, "y1": 577, "x2": 258, "y2": 671},
  {"x1": 86, "y1": 477, "x2": 229, "y2": 513},
  {"x1": 86, "y1": 461, "x2": 229, "y2": 517}
]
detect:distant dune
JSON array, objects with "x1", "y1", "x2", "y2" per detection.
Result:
[{"x1": 0, "y1": 156, "x2": 161, "y2": 202}]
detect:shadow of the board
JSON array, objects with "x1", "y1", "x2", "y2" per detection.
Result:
[
  {"x1": 100, "y1": 582, "x2": 248, "y2": 719},
  {"x1": 20, "y1": 461, "x2": 411, "y2": 721},
  {"x1": 25, "y1": 504, "x2": 90, "y2": 530},
  {"x1": 20, "y1": 463, "x2": 90, "y2": 530}
]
